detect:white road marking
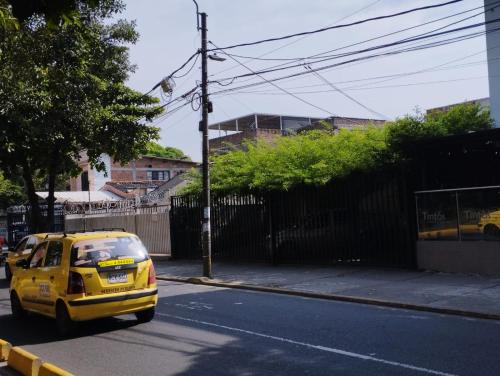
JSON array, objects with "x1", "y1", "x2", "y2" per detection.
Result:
[{"x1": 157, "y1": 313, "x2": 458, "y2": 376}]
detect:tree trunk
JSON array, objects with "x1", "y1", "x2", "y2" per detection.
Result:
[
  {"x1": 46, "y1": 148, "x2": 59, "y2": 232},
  {"x1": 21, "y1": 162, "x2": 43, "y2": 233},
  {"x1": 46, "y1": 169, "x2": 56, "y2": 232}
]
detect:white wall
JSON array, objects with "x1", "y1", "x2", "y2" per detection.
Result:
[{"x1": 92, "y1": 154, "x2": 112, "y2": 190}]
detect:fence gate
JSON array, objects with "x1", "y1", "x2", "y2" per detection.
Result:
[{"x1": 170, "y1": 170, "x2": 416, "y2": 267}]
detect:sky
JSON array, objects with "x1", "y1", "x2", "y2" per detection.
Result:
[{"x1": 120, "y1": 0, "x2": 490, "y2": 162}]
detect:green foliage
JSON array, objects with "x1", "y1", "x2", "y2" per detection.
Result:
[
  {"x1": 386, "y1": 102, "x2": 493, "y2": 156},
  {"x1": 182, "y1": 102, "x2": 492, "y2": 195},
  {"x1": 143, "y1": 142, "x2": 190, "y2": 160},
  {"x1": 0, "y1": 0, "x2": 163, "y2": 229},
  {"x1": 0, "y1": 172, "x2": 24, "y2": 208},
  {"x1": 0, "y1": 1, "x2": 18, "y2": 32},
  {"x1": 6, "y1": 0, "x2": 120, "y2": 27},
  {"x1": 182, "y1": 127, "x2": 388, "y2": 195}
]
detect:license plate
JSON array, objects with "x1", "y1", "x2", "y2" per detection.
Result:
[{"x1": 108, "y1": 271, "x2": 128, "y2": 284}]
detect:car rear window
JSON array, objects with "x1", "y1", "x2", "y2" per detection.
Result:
[{"x1": 70, "y1": 236, "x2": 148, "y2": 267}]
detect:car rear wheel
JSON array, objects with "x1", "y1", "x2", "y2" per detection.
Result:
[
  {"x1": 484, "y1": 224, "x2": 500, "y2": 240},
  {"x1": 4, "y1": 263, "x2": 12, "y2": 281},
  {"x1": 10, "y1": 291, "x2": 25, "y2": 319},
  {"x1": 56, "y1": 301, "x2": 76, "y2": 337},
  {"x1": 135, "y1": 307, "x2": 155, "y2": 323}
]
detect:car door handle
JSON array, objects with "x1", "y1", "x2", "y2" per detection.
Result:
[{"x1": 32, "y1": 276, "x2": 36, "y2": 282}]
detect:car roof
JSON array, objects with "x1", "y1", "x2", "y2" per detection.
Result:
[{"x1": 62, "y1": 231, "x2": 136, "y2": 242}]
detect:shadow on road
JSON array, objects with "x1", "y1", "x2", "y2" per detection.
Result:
[{"x1": 0, "y1": 312, "x2": 140, "y2": 347}]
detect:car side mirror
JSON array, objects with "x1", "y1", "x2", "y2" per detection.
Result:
[{"x1": 15, "y1": 259, "x2": 28, "y2": 269}]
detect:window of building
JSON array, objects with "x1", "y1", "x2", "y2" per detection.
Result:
[
  {"x1": 81, "y1": 171, "x2": 89, "y2": 191},
  {"x1": 147, "y1": 170, "x2": 170, "y2": 181}
]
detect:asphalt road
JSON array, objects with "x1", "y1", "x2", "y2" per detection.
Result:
[{"x1": 1, "y1": 268, "x2": 500, "y2": 376}]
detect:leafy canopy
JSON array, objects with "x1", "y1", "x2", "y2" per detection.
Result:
[
  {"x1": 182, "y1": 102, "x2": 493, "y2": 195},
  {"x1": 0, "y1": 0, "x2": 163, "y2": 229},
  {"x1": 143, "y1": 142, "x2": 191, "y2": 160},
  {"x1": 0, "y1": 172, "x2": 24, "y2": 209}
]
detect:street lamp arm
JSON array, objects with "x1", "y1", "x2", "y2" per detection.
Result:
[{"x1": 192, "y1": 0, "x2": 200, "y2": 30}]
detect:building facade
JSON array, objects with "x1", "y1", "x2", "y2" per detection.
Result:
[
  {"x1": 208, "y1": 113, "x2": 386, "y2": 154},
  {"x1": 69, "y1": 153, "x2": 198, "y2": 191}
]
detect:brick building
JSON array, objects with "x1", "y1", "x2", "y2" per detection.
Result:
[
  {"x1": 208, "y1": 113, "x2": 385, "y2": 154},
  {"x1": 69, "y1": 153, "x2": 198, "y2": 191}
]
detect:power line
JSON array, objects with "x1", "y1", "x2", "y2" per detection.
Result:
[
  {"x1": 233, "y1": 53, "x2": 493, "y2": 93},
  {"x1": 207, "y1": 0, "x2": 464, "y2": 52},
  {"x1": 224, "y1": 75, "x2": 490, "y2": 96},
  {"x1": 211, "y1": 18, "x2": 499, "y2": 84},
  {"x1": 209, "y1": 25, "x2": 500, "y2": 97},
  {"x1": 306, "y1": 67, "x2": 389, "y2": 119},
  {"x1": 206, "y1": 1, "x2": 496, "y2": 96},
  {"x1": 223, "y1": 1, "x2": 499, "y2": 64},
  {"x1": 209, "y1": 41, "x2": 336, "y2": 116},
  {"x1": 151, "y1": 51, "x2": 200, "y2": 91},
  {"x1": 209, "y1": 0, "x2": 383, "y2": 78},
  {"x1": 173, "y1": 53, "x2": 200, "y2": 79}
]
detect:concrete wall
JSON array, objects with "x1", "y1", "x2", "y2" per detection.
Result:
[
  {"x1": 485, "y1": 0, "x2": 500, "y2": 127},
  {"x1": 417, "y1": 241, "x2": 500, "y2": 275},
  {"x1": 65, "y1": 212, "x2": 171, "y2": 255}
]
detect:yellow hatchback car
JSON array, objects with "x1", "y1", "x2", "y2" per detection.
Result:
[
  {"x1": 10, "y1": 231, "x2": 158, "y2": 335},
  {"x1": 5, "y1": 233, "x2": 48, "y2": 281}
]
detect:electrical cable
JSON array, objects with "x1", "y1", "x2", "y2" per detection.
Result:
[
  {"x1": 306, "y1": 66, "x2": 389, "y2": 119},
  {"x1": 211, "y1": 18, "x2": 500, "y2": 84},
  {"x1": 209, "y1": 0, "x2": 383, "y2": 78},
  {"x1": 150, "y1": 51, "x2": 200, "y2": 91},
  {"x1": 173, "y1": 53, "x2": 200, "y2": 79},
  {"x1": 222, "y1": 2, "x2": 499, "y2": 64},
  {"x1": 207, "y1": 3, "x2": 496, "y2": 93},
  {"x1": 209, "y1": 41, "x2": 336, "y2": 116},
  {"x1": 207, "y1": 0, "x2": 464, "y2": 52},
  {"x1": 209, "y1": 24, "x2": 500, "y2": 97}
]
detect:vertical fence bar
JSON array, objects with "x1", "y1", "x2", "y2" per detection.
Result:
[{"x1": 455, "y1": 191, "x2": 461, "y2": 241}]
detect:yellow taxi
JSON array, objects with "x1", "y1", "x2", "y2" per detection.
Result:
[
  {"x1": 4, "y1": 233, "x2": 48, "y2": 281},
  {"x1": 10, "y1": 231, "x2": 158, "y2": 335},
  {"x1": 478, "y1": 210, "x2": 500, "y2": 238}
]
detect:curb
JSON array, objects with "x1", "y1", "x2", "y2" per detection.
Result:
[
  {"x1": 157, "y1": 275, "x2": 500, "y2": 322},
  {"x1": 0, "y1": 339, "x2": 11, "y2": 362},
  {"x1": 0, "y1": 340, "x2": 73, "y2": 376},
  {"x1": 38, "y1": 362, "x2": 73, "y2": 376},
  {"x1": 7, "y1": 347, "x2": 41, "y2": 376}
]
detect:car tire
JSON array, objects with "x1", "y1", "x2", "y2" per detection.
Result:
[
  {"x1": 5, "y1": 263, "x2": 12, "y2": 281},
  {"x1": 135, "y1": 307, "x2": 155, "y2": 323},
  {"x1": 10, "y1": 291, "x2": 25, "y2": 319},
  {"x1": 56, "y1": 301, "x2": 76, "y2": 337},
  {"x1": 484, "y1": 224, "x2": 500, "y2": 240}
]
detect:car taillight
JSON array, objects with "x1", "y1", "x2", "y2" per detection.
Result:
[
  {"x1": 148, "y1": 264, "x2": 156, "y2": 286},
  {"x1": 67, "y1": 271, "x2": 85, "y2": 294}
]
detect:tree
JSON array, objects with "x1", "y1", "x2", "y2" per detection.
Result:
[
  {"x1": 1, "y1": 0, "x2": 114, "y2": 28},
  {"x1": 0, "y1": 172, "x2": 25, "y2": 209},
  {"x1": 386, "y1": 102, "x2": 493, "y2": 157},
  {"x1": 181, "y1": 126, "x2": 388, "y2": 194},
  {"x1": 0, "y1": 1, "x2": 163, "y2": 231},
  {"x1": 143, "y1": 142, "x2": 191, "y2": 160},
  {"x1": 181, "y1": 103, "x2": 493, "y2": 195}
]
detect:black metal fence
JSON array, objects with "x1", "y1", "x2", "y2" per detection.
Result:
[
  {"x1": 6, "y1": 205, "x2": 64, "y2": 245},
  {"x1": 170, "y1": 170, "x2": 416, "y2": 267}
]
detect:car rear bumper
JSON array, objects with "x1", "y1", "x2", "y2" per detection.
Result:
[{"x1": 67, "y1": 287, "x2": 158, "y2": 321}]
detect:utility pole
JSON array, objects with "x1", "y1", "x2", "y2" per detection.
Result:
[{"x1": 199, "y1": 11, "x2": 212, "y2": 278}]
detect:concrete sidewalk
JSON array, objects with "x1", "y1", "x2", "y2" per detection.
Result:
[{"x1": 154, "y1": 260, "x2": 500, "y2": 319}]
